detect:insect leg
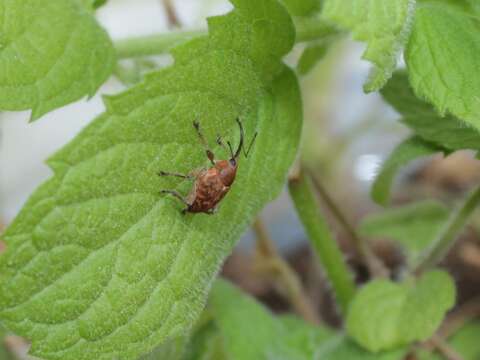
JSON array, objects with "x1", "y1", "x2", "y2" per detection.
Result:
[
  {"x1": 159, "y1": 190, "x2": 190, "y2": 206},
  {"x1": 158, "y1": 171, "x2": 193, "y2": 179},
  {"x1": 193, "y1": 120, "x2": 215, "y2": 165}
]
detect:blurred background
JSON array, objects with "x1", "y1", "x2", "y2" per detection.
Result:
[{"x1": 1, "y1": 0, "x2": 480, "y2": 357}]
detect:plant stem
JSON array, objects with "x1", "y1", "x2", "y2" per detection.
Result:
[
  {"x1": 162, "y1": 0, "x2": 181, "y2": 28},
  {"x1": 415, "y1": 185, "x2": 480, "y2": 275},
  {"x1": 115, "y1": 31, "x2": 204, "y2": 59},
  {"x1": 114, "y1": 17, "x2": 339, "y2": 59},
  {"x1": 288, "y1": 170, "x2": 356, "y2": 315},
  {"x1": 252, "y1": 218, "x2": 321, "y2": 325},
  {"x1": 306, "y1": 169, "x2": 389, "y2": 279}
]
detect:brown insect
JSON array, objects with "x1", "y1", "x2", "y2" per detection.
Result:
[{"x1": 158, "y1": 118, "x2": 257, "y2": 214}]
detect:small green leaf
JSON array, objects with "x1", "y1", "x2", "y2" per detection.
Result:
[
  {"x1": 210, "y1": 280, "x2": 335, "y2": 360},
  {"x1": 322, "y1": 0, "x2": 415, "y2": 92},
  {"x1": 371, "y1": 136, "x2": 444, "y2": 206},
  {"x1": 346, "y1": 270, "x2": 456, "y2": 352},
  {"x1": 319, "y1": 336, "x2": 407, "y2": 360},
  {"x1": 405, "y1": 2, "x2": 480, "y2": 130},
  {"x1": 0, "y1": 1, "x2": 300, "y2": 359},
  {"x1": 381, "y1": 71, "x2": 480, "y2": 151},
  {"x1": 359, "y1": 200, "x2": 449, "y2": 265},
  {"x1": 297, "y1": 42, "x2": 329, "y2": 75},
  {"x1": 0, "y1": 0, "x2": 115, "y2": 121}
]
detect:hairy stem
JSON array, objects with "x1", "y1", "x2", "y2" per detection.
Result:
[
  {"x1": 306, "y1": 169, "x2": 389, "y2": 279},
  {"x1": 114, "y1": 17, "x2": 339, "y2": 59},
  {"x1": 415, "y1": 185, "x2": 480, "y2": 274},
  {"x1": 288, "y1": 170, "x2": 356, "y2": 315},
  {"x1": 115, "y1": 31, "x2": 204, "y2": 59},
  {"x1": 252, "y1": 218, "x2": 321, "y2": 325}
]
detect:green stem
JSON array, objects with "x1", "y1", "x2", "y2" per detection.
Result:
[
  {"x1": 114, "y1": 18, "x2": 339, "y2": 59},
  {"x1": 288, "y1": 170, "x2": 356, "y2": 315},
  {"x1": 115, "y1": 31, "x2": 205, "y2": 59},
  {"x1": 415, "y1": 185, "x2": 480, "y2": 274}
]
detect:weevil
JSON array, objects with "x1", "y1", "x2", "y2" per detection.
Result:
[{"x1": 158, "y1": 118, "x2": 257, "y2": 214}]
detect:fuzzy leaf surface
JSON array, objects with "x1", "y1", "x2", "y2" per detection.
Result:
[
  {"x1": 359, "y1": 200, "x2": 449, "y2": 265},
  {"x1": 0, "y1": 0, "x2": 115, "y2": 120},
  {"x1": 405, "y1": 2, "x2": 480, "y2": 130},
  {"x1": 381, "y1": 71, "x2": 480, "y2": 151},
  {"x1": 322, "y1": 0, "x2": 415, "y2": 91},
  {"x1": 0, "y1": 1, "x2": 300, "y2": 359},
  {"x1": 346, "y1": 270, "x2": 456, "y2": 352}
]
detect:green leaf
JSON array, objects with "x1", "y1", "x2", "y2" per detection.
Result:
[
  {"x1": 346, "y1": 270, "x2": 456, "y2": 352},
  {"x1": 359, "y1": 200, "x2": 449, "y2": 265},
  {"x1": 381, "y1": 71, "x2": 480, "y2": 151},
  {"x1": 0, "y1": 0, "x2": 115, "y2": 121},
  {"x1": 418, "y1": 321, "x2": 480, "y2": 360},
  {"x1": 0, "y1": 1, "x2": 300, "y2": 359},
  {"x1": 139, "y1": 336, "x2": 187, "y2": 360},
  {"x1": 297, "y1": 42, "x2": 329, "y2": 75},
  {"x1": 322, "y1": 0, "x2": 415, "y2": 92},
  {"x1": 319, "y1": 336, "x2": 407, "y2": 360},
  {"x1": 280, "y1": 0, "x2": 321, "y2": 16},
  {"x1": 183, "y1": 320, "x2": 227, "y2": 360},
  {"x1": 210, "y1": 280, "x2": 335, "y2": 360},
  {"x1": 405, "y1": 2, "x2": 480, "y2": 130},
  {"x1": 371, "y1": 136, "x2": 444, "y2": 206}
]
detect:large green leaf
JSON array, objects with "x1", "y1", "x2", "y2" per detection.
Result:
[
  {"x1": 322, "y1": 0, "x2": 415, "y2": 92},
  {"x1": 0, "y1": 0, "x2": 115, "y2": 120},
  {"x1": 346, "y1": 270, "x2": 456, "y2": 352},
  {"x1": 381, "y1": 71, "x2": 480, "y2": 151},
  {"x1": 371, "y1": 136, "x2": 444, "y2": 206},
  {"x1": 405, "y1": 2, "x2": 480, "y2": 130},
  {"x1": 0, "y1": 1, "x2": 301, "y2": 359},
  {"x1": 210, "y1": 280, "x2": 334, "y2": 360},
  {"x1": 359, "y1": 200, "x2": 449, "y2": 265}
]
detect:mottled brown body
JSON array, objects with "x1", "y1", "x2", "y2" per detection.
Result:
[
  {"x1": 159, "y1": 119, "x2": 256, "y2": 214},
  {"x1": 186, "y1": 160, "x2": 236, "y2": 213}
]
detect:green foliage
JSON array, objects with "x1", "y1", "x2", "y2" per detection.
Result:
[
  {"x1": 322, "y1": 0, "x2": 415, "y2": 92},
  {"x1": 359, "y1": 200, "x2": 449, "y2": 265},
  {"x1": 210, "y1": 280, "x2": 335, "y2": 360},
  {"x1": 346, "y1": 270, "x2": 456, "y2": 352},
  {"x1": 417, "y1": 322, "x2": 480, "y2": 360},
  {"x1": 319, "y1": 337, "x2": 407, "y2": 360},
  {"x1": 280, "y1": 0, "x2": 320, "y2": 16},
  {"x1": 0, "y1": 0, "x2": 115, "y2": 121},
  {"x1": 0, "y1": 1, "x2": 301, "y2": 359},
  {"x1": 297, "y1": 42, "x2": 329, "y2": 75},
  {"x1": 381, "y1": 71, "x2": 480, "y2": 151},
  {"x1": 405, "y1": 1, "x2": 480, "y2": 130},
  {"x1": 371, "y1": 136, "x2": 444, "y2": 205}
]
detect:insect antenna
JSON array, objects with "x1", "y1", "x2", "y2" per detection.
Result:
[
  {"x1": 233, "y1": 118, "x2": 245, "y2": 159},
  {"x1": 217, "y1": 135, "x2": 235, "y2": 159},
  {"x1": 243, "y1": 131, "x2": 257, "y2": 158}
]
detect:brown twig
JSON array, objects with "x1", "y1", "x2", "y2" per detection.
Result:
[
  {"x1": 252, "y1": 218, "x2": 321, "y2": 325},
  {"x1": 305, "y1": 168, "x2": 390, "y2": 279},
  {"x1": 162, "y1": 0, "x2": 181, "y2": 28},
  {"x1": 426, "y1": 335, "x2": 464, "y2": 360},
  {"x1": 438, "y1": 296, "x2": 480, "y2": 340}
]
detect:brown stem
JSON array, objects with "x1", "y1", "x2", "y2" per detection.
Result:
[
  {"x1": 438, "y1": 296, "x2": 480, "y2": 339},
  {"x1": 252, "y1": 218, "x2": 321, "y2": 325},
  {"x1": 305, "y1": 168, "x2": 389, "y2": 279},
  {"x1": 162, "y1": 0, "x2": 181, "y2": 28},
  {"x1": 427, "y1": 335, "x2": 464, "y2": 360}
]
